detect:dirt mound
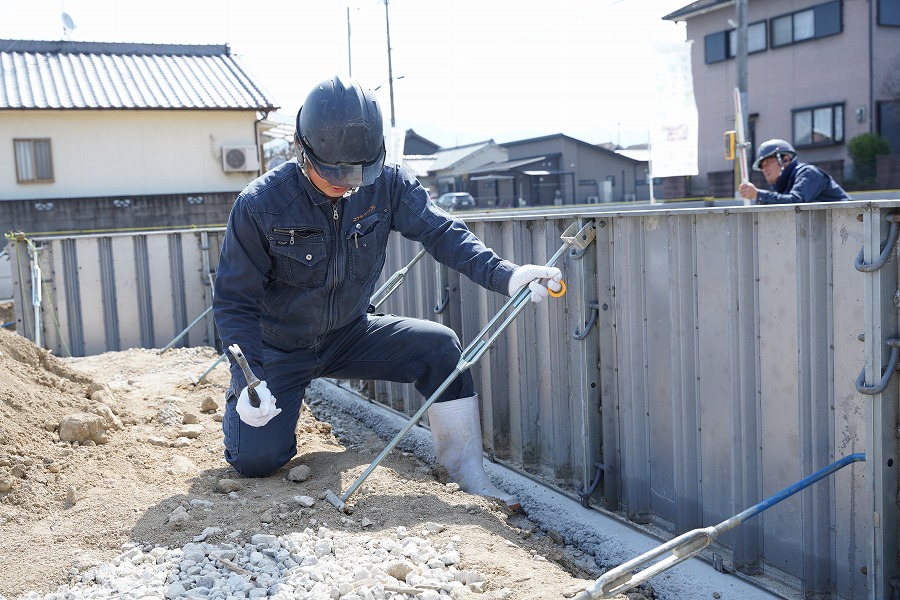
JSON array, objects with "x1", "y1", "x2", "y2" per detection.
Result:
[{"x1": 0, "y1": 330, "x2": 609, "y2": 599}]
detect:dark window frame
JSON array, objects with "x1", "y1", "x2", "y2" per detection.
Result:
[
  {"x1": 14, "y1": 138, "x2": 55, "y2": 183},
  {"x1": 770, "y1": 0, "x2": 842, "y2": 49},
  {"x1": 879, "y1": 0, "x2": 900, "y2": 26},
  {"x1": 705, "y1": 20, "x2": 768, "y2": 64},
  {"x1": 792, "y1": 103, "x2": 845, "y2": 148}
]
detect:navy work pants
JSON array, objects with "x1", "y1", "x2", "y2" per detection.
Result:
[{"x1": 222, "y1": 314, "x2": 473, "y2": 477}]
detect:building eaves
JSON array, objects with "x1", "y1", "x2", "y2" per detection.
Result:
[
  {"x1": 662, "y1": 0, "x2": 733, "y2": 21},
  {"x1": 428, "y1": 140, "x2": 495, "y2": 171},
  {"x1": 401, "y1": 155, "x2": 437, "y2": 178},
  {"x1": 0, "y1": 39, "x2": 279, "y2": 111},
  {"x1": 468, "y1": 156, "x2": 547, "y2": 175},
  {"x1": 501, "y1": 132, "x2": 638, "y2": 162}
]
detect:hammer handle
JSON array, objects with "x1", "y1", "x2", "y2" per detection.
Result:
[{"x1": 227, "y1": 344, "x2": 261, "y2": 408}]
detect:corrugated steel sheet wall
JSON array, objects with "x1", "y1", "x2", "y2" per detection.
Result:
[{"x1": 7, "y1": 202, "x2": 899, "y2": 599}]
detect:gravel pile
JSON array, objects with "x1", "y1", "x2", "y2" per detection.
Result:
[{"x1": 15, "y1": 524, "x2": 512, "y2": 600}]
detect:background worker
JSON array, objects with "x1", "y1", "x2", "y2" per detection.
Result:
[
  {"x1": 213, "y1": 76, "x2": 561, "y2": 511},
  {"x1": 739, "y1": 139, "x2": 851, "y2": 204}
]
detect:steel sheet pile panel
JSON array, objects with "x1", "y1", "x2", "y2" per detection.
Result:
[
  {"x1": 454, "y1": 220, "x2": 514, "y2": 461},
  {"x1": 826, "y1": 208, "x2": 867, "y2": 597},
  {"x1": 666, "y1": 214, "x2": 704, "y2": 534},
  {"x1": 18, "y1": 230, "x2": 218, "y2": 357},
  {"x1": 724, "y1": 211, "x2": 763, "y2": 573},
  {"x1": 757, "y1": 211, "x2": 804, "y2": 580},
  {"x1": 110, "y1": 236, "x2": 141, "y2": 350},
  {"x1": 595, "y1": 204, "x2": 869, "y2": 599}
]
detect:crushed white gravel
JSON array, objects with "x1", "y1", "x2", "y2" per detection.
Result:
[{"x1": 16, "y1": 524, "x2": 509, "y2": 600}]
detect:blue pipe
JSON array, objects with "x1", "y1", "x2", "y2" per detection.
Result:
[{"x1": 734, "y1": 453, "x2": 865, "y2": 525}]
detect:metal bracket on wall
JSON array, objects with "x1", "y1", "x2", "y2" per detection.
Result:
[
  {"x1": 573, "y1": 302, "x2": 600, "y2": 340},
  {"x1": 577, "y1": 461, "x2": 607, "y2": 507},
  {"x1": 433, "y1": 286, "x2": 449, "y2": 314},
  {"x1": 856, "y1": 337, "x2": 900, "y2": 395},
  {"x1": 855, "y1": 213, "x2": 900, "y2": 272}
]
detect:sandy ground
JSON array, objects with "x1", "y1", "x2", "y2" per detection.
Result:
[
  {"x1": 0, "y1": 327, "x2": 644, "y2": 599},
  {"x1": 0, "y1": 302, "x2": 13, "y2": 328}
]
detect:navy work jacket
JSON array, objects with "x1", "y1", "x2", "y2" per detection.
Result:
[
  {"x1": 756, "y1": 160, "x2": 851, "y2": 205},
  {"x1": 213, "y1": 159, "x2": 517, "y2": 387}
]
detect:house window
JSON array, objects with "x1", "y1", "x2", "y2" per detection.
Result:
[
  {"x1": 14, "y1": 138, "x2": 54, "y2": 183},
  {"x1": 793, "y1": 103, "x2": 844, "y2": 147},
  {"x1": 771, "y1": 1, "x2": 842, "y2": 48},
  {"x1": 728, "y1": 22, "x2": 768, "y2": 56},
  {"x1": 706, "y1": 21, "x2": 767, "y2": 64},
  {"x1": 705, "y1": 31, "x2": 727, "y2": 63},
  {"x1": 880, "y1": 0, "x2": 900, "y2": 25}
]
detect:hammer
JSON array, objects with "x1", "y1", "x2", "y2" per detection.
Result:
[{"x1": 227, "y1": 344, "x2": 261, "y2": 408}]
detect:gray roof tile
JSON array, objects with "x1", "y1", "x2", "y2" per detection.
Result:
[{"x1": 0, "y1": 39, "x2": 278, "y2": 111}]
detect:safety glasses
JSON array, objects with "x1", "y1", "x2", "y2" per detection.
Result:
[{"x1": 305, "y1": 143, "x2": 386, "y2": 188}]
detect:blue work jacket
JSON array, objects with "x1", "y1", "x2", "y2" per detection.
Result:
[
  {"x1": 213, "y1": 159, "x2": 517, "y2": 386},
  {"x1": 756, "y1": 160, "x2": 851, "y2": 204}
]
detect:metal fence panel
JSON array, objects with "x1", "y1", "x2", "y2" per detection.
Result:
[{"x1": 6, "y1": 202, "x2": 896, "y2": 599}]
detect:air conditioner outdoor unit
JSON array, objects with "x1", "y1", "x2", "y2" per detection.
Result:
[{"x1": 221, "y1": 145, "x2": 260, "y2": 172}]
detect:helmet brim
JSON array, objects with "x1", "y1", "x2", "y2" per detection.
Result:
[{"x1": 752, "y1": 150, "x2": 796, "y2": 171}]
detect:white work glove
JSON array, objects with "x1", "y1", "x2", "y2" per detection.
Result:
[
  {"x1": 236, "y1": 381, "x2": 282, "y2": 427},
  {"x1": 508, "y1": 265, "x2": 563, "y2": 303}
]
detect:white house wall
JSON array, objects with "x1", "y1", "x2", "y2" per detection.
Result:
[{"x1": 0, "y1": 109, "x2": 261, "y2": 200}]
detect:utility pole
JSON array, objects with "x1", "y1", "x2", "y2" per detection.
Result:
[
  {"x1": 346, "y1": 6, "x2": 352, "y2": 76},
  {"x1": 736, "y1": 0, "x2": 748, "y2": 151},
  {"x1": 384, "y1": 0, "x2": 396, "y2": 128}
]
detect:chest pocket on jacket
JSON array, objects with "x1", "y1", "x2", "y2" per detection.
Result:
[
  {"x1": 269, "y1": 227, "x2": 327, "y2": 289},
  {"x1": 347, "y1": 212, "x2": 386, "y2": 284}
]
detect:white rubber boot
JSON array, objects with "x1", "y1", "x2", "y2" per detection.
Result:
[{"x1": 427, "y1": 395, "x2": 520, "y2": 511}]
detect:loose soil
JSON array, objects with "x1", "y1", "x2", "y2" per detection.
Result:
[{"x1": 0, "y1": 328, "x2": 633, "y2": 599}]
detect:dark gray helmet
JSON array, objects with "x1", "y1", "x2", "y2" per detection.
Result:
[
  {"x1": 752, "y1": 139, "x2": 797, "y2": 171},
  {"x1": 295, "y1": 76, "x2": 385, "y2": 187}
]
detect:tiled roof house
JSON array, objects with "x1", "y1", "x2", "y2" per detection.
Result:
[{"x1": 0, "y1": 39, "x2": 280, "y2": 233}]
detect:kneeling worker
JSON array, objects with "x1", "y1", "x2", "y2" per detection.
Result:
[{"x1": 213, "y1": 76, "x2": 562, "y2": 510}]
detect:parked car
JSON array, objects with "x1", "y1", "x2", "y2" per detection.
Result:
[{"x1": 436, "y1": 192, "x2": 476, "y2": 212}]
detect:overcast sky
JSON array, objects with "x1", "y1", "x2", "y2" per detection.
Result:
[{"x1": 0, "y1": 0, "x2": 689, "y2": 148}]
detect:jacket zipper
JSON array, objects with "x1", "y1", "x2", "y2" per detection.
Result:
[
  {"x1": 324, "y1": 200, "x2": 342, "y2": 335},
  {"x1": 271, "y1": 227, "x2": 322, "y2": 245}
]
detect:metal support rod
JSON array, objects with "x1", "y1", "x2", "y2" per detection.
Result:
[
  {"x1": 369, "y1": 248, "x2": 425, "y2": 312},
  {"x1": 31, "y1": 245, "x2": 42, "y2": 348},
  {"x1": 159, "y1": 305, "x2": 212, "y2": 354},
  {"x1": 575, "y1": 454, "x2": 866, "y2": 599},
  {"x1": 191, "y1": 352, "x2": 227, "y2": 385}
]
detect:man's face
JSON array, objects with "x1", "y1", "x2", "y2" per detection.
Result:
[
  {"x1": 306, "y1": 161, "x2": 350, "y2": 198},
  {"x1": 760, "y1": 156, "x2": 784, "y2": 184}
]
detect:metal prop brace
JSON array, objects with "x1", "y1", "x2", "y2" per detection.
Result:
[
  {"x1": 574, "y1": 453, "x2": 865, "y2": 599},
  {"x1": 325, "y1": 221, "x2": 597, "y2": 512}
]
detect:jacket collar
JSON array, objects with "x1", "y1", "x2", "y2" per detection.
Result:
[{"x1": 772, "y1": 160, "x2": 799, "y2": 193}]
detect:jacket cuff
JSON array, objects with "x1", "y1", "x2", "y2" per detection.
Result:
[{"x1": 493, "y1": 260, "x2": 519, "y2": 296}]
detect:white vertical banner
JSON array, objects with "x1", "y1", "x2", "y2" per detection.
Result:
[
  {"x1": 385, "y1": 126, "x2": 405, "y2": 166},
  {"x1": 650, "y1": 40, "x2": 698, "y2": 178}
]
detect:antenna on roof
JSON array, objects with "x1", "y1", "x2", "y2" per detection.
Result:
[{"x1": 61, "y1": 12, "x2": 76, "y2": 39}]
